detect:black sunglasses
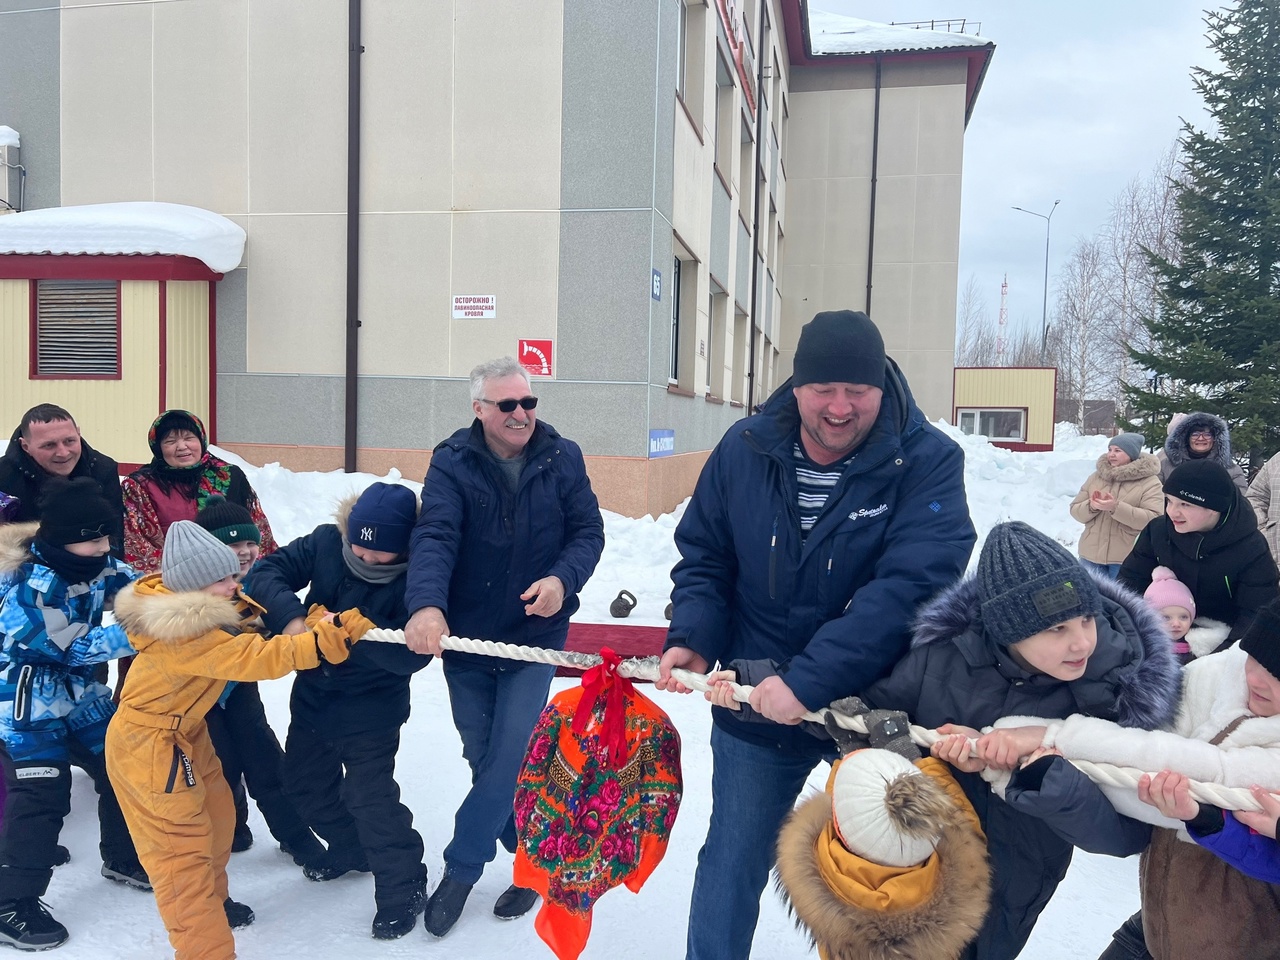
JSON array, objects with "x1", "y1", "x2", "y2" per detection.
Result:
[{"x1": 480, "y1": 396, "x2": 538, "y2": 414}]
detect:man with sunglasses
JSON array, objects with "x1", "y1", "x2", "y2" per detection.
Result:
[{"x1": 404, "y1": 356, "x2": 604, "y2": 938}]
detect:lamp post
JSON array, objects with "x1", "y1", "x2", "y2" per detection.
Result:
[{"x1": 1012, "y1": 200, "x2": 1059, "y2": 365}]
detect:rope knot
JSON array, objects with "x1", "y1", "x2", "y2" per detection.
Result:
[{"x1": 572, "y1": 646, "x2": 633, "y2": 767}]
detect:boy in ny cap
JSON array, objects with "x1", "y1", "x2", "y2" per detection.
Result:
[
  {"x1": 107, "y1": 521, "x2": 369, "y2": 960},
  {"x1": 194, "y1": 496, "x2": 326, "y2": 867},
  {"x1": 243, "y1": 482, "x2": 433, "y2": 940},
  {"x1": 0, "y1": 479, "x2": 148, "y2": 951}
]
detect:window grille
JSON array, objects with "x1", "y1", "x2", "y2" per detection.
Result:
[{"x1": 34, "y1": 279, "x2": 120, "y2": 378}]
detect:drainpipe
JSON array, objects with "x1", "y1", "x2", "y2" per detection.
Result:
[
  {"x1": 865, "y1": 55, "x2": 882, "y2": 313},
  {"x1": 746, "y1": 4, "x2": 768, "y2": 413},
  {"x1": 344, "y1": 0, "x2": 364, "y2": 473}
]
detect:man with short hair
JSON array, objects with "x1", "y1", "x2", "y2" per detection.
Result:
[
  {"x1": 0, "y1": 405, "x2": 124, "y2": 553},
  {"x1": 405, "y1": 356, "x2": 605, "y2": 938},
  {"x1": 657, "y1": 309, "x2": 976, "y2": 960}
]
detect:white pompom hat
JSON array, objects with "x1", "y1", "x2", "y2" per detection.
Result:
[{"x1": 831, "y1": 749, "x2": 944, "y2": 868}]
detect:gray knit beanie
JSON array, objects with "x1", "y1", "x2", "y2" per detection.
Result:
[
  {"x1": 1108, "y1": 432, "x2": 1144, "y2": 463},
  {"x1": 161, "y1": 520, "x2": 242, "y2": 592},
  {"x1": 977, "y1": 521, "x2": 1103, "y2": 649}
]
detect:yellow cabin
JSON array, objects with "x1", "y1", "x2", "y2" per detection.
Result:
[{"x1": 952, "y1": 367, "x2": 1056, "y2": 451}]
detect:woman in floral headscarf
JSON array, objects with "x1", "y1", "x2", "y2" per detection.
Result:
[{"x1": 120, "y1": 409, "x2": 277, "y2": 573}]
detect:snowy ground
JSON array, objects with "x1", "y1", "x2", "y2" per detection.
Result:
[{"x1": 48, "y1": 422, "x2": 1138, "y2": 958}]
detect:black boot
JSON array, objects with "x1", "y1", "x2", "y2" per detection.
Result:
[
  {"x1": 0, "y1": 898, "x2": 69, "y2": 950},
  {"x1": 224, "y1": 898, "x2": 255, "y2": 929},
  {"x1": 231, "y1": 822, "x2": 254, "y2": 853},
  {"x1": 101, "y1": 858, "x2": 152, "y2": 890},
  {"x1": 493, "y1": 884, "x2": 539, "y2": 920},
  {"x1": 279, "y1": 830, "x2": 327, "y2": 870},
  {"x1": 52, "y1": 845, "x2": 71, "y2": 867},
  {"x1": 1097, "y1": 911, "x2": 1152, "y2": 960},
  {"x1": 371, "y1": 872, "x2": 428, "y2": 940},
  {"x1": 423, "y1": 876, "x2": 473, "y2": 938},
  {"x1": 303, "y1": 847, "x2": 370, "y2": 882}
]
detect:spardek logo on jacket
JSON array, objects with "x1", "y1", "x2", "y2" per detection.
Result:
[{"x1": 847, "y1": 503, "x2": 889, "y2": 522}]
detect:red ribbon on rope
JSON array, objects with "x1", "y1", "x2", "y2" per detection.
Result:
[{"x1": 571, "y1": 646, "x2": 634, "y2": 768}]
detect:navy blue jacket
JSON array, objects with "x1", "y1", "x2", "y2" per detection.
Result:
[
  {"x1": 405, "y1": 419, "x2": 604, "y2": 667},
  {"x1": 665, "y1": 363, "x2": 975, "y2": 754},
  {"x1": 243, "y1": 521, "x2": 431, "y2": 735},
  {"x1": 863, "y1": 574, "x2": 1182, "y2": 960}
]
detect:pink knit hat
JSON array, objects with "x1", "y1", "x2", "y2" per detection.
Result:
[{"x1": 1144, "y1": 566, "x2": 1195, "y2": 619}]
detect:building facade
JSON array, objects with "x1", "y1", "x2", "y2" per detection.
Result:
[{"x1": 0, "y1": 0, "x2": 992, "y2": 516}]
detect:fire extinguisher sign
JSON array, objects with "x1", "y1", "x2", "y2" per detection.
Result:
[{"x1": 518, "y1": 339, "x2": 554, "y2": 378}]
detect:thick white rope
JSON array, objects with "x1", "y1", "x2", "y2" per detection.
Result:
[{"x1": 365, "y1": 629, "x2": 1266, "y2": 813}]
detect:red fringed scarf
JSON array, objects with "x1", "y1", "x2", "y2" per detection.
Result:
[{"x1": 514, "y1": 649, "x2": 682, "y2": 960}]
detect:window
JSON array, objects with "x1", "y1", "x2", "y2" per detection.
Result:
[
  {"x1": 676, "y1": 0, "x2": 688, "y2": 99},
  {"x1": 957, "y1": 408, "x2": 1026, "y2": 441},
  {"x1": 670, "y1": 256, "x2": 682, "y2": 382},
  {"x1": 714, "y1": 53, "x2": 734, "y2": 179},
  {"x1": 32, "y1": 279, "x2": 121, "y2": 379}
]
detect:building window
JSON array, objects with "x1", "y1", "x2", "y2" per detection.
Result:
[
  {"x1": 670, "y1": 256, "x2": 682, "y2": 382},
  {"x1": 714, "y1": 53, "x2": 734, "y2": 179},
  {"x1": 31, "y1": 279, "x2": 121, "y2": 379},
  {"x1": 957, "y1": 408, "x2": 1026, "y2": 441},
  {"x1": 676, "y1": 0, "x2": 688, "y2": 99}
]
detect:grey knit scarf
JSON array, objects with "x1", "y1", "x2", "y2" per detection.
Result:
[{"x1": 341, "y1": 541, "x2": 407, "y2": 584}]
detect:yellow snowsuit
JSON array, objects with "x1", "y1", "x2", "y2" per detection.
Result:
[{"x1": 105, "y1": 574, "x2": 347, "y2": 960}]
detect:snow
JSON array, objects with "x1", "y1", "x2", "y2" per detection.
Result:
[
  {"x1": 47, "y1": 425, "x2": 1138, "y2": 958},
  {"x1": 0, "y1": 126, "x2": 18, "y2": 149},
  {"x1": 807, "y1": 10, "x2": 992, "y2": 57},
  {"x1": 0, "y1": 202, "x2": 245, "y2": 273}
]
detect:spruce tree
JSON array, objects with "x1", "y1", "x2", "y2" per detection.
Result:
[{"x1": 1124, "y1": 0, "x2": 1280, "y2": 471}]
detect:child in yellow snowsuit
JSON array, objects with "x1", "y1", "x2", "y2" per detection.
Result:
[{"x1": 105, "y1": 521, "x2": 375, "y2": 960}]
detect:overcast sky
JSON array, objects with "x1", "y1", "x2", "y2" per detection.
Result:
[{"x1": 811, "y1": 1, "x2": 1225, "y2": 339}]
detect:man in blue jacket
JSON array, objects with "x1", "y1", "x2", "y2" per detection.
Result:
[
  {"x1": 657, "y1": 310, "x2": 976, "y2": 960},
  {"x1": 404, "y1": 356, "x2": 605, "y2": 939}
]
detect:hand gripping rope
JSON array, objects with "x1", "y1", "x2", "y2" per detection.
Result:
[{"x1": 364, "y1": 629, "x2": 1268, "y2": 814}]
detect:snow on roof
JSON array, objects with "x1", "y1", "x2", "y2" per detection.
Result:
[
  {"x1": 0, "y1": 201, "x2": 246, "y2": 273},
  {"x1": 0, "y1": 126, "x2": 18, "y2": 149},
  {"x1": 808, "y1": 10, "x2": 991, "y2": 57}
]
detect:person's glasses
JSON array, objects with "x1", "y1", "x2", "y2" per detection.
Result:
[
  {"x1": 1190, "y1": 431, "x2": 1213, "y2": 439},
  {"x1": 480, "y1": 396, "x2": 538, "y2": 414}
]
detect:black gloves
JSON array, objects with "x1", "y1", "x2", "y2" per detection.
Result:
[{"x1": 863, "y1": 709, "x2": 920, "y2": 760}]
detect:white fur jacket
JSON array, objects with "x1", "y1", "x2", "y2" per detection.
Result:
[{"x1": 1009, "y1": 644, "x2": 1280, "y2": 837}]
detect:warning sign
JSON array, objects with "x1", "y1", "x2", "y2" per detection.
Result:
[
  {"x1": 452, "y1": 295, "x2": 496, "y2": 319},
  {"x1": 518, "y1": 339, "x2": 554, "y2": 378}
]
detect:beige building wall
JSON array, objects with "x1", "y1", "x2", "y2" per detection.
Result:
[
  {"x1": 780, "y1": 57, "x2": 968, "y2": 420},
  {"x1": 0, "y1": 278, "x2": 160, "y2": 465}
]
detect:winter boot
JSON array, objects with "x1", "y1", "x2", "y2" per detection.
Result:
[
  {"x1": 423, "y1": 876, "x2": 472, "y2": 938},
  {"x1": 101, "y1": 859, "x2": 153, "y2": 890},
  {"x1": 0, "y1": 897, "x2": 69, "y2": 951},
  {"x1": 52, "y1": 845, "x2": 71, "y2": 867},
  {"x1": 231, "y1": 823, "x2": 254, "y2": 853},
  {"x1": 371, "y1": 873, "x2": 428, "y2": 940},
  {"x1": 492, "y1": 884, "x2": 539, "y2": 920},
  {"x1": 303, "y1": 847, "x2": 370, "y2": 882},
  {"x1": 279, "y1": 830, "x2": 327, "y2": 870},
  {"x1": 1097, "y1": 911, "x2": 1153, "y2": 960},
  {"x1": 223, "y1": 898, "x2": 255, "y2": 929}
]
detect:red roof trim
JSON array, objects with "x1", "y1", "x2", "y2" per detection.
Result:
[{"x1": 0, "y1": 254, "x2": 223, "y2": 282}]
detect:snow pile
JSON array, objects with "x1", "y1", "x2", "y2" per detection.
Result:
[
  {"x1": 0, "y1": 201, "x2": 246, "y2": 273},
  {"x1": 807, "y1": 9, "x2": 992, "y2": 56},
  {"x1": 0, "y1": 126, "x2": 18, "y2": 149}
]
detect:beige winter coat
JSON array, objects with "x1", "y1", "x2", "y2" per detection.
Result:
[
  {"x1": 1246, "y1": 449, "x2": 1280, "y2": 570},
  {"x1": 1069, "y1": 453, "x2": 1165, "y2": 565}
]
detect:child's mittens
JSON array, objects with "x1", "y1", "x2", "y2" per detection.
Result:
[
  {"x1": 313, "y1": 619, "x2": 355, "y2": 664},
  {"x1": 335, "y1": 608, "x2": 376, "y2": 641},
  {"x1": 305, "y1": 603, "x2": 332, "y2": 629},
  {"x1": 864, "y1": 709, "x2": 920, "y2": 760}
]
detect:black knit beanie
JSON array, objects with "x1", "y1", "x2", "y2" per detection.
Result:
[
  {"x1": 1241, "y1": 598, "x2": 1280, "y2": 680},
  {"x1": 195, "y1": 495, "x2": 260, "y2": 546},
  {"x1": 791, "y1": 310, "x2": 886, "y2": 389},
  {"x1": 1164, "y1": 459, "x2": 1234, "y2": 515},
  {"x1": 347, "y1": 482, "x2": 417, "y2": 555},
  {"x1": 977, "y1": 521, "x2": 1103, "y2": 649},
  {"x1": 36, "y1": 477, "x2": 117, "y2": 546}
]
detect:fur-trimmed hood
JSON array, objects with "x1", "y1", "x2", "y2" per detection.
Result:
[
  {"x1": 775, "y1": 785, "x2": 990, "y2": 960},
  {"x1": 113, "y1": 573, "x2": 264, "y2": 647},
  {"x1": 1185, "y1": 617, "x2": 1231, "y2": 660},
  {"x1": 911, "y1": 572, "x2": 1182, "y2": 731},
  {"x1": 0, "y1": 521, "x2": 40, "y2": 577},
  {"x1": 1165, "y1": 411, "x2": 1235, "y2": 469},
  {"x1": 1092, "y1": 451, "x2": 1161, "y2": 483}
]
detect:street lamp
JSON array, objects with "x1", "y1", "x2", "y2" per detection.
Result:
[{"x1": 1012, "y1": 200, "x2": 1060, "y2": 365}]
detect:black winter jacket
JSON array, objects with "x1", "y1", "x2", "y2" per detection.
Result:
[
  {"x1": 1119, "y1": 486, "x2": 1278, "y2": 643},
  {"x1": 863, "y1": 574, "x2": 1181, "y2": 960},
  {"x1": 0, "y1": 430, "x2": 124, "y2": 554},
  {"x1": 243, "y1": 519, "x2": 431, "y2": 735}
]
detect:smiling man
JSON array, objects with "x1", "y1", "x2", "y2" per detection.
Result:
[
  {"x1": 0, "y1": 405, "x2": 124, "y2": 554},
  {"x1": 404, "y1": 356, "x2": 604, "y2": 938},
  {"x1": 656, "y1": 309, "x2": 976, "y2": 960}
]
